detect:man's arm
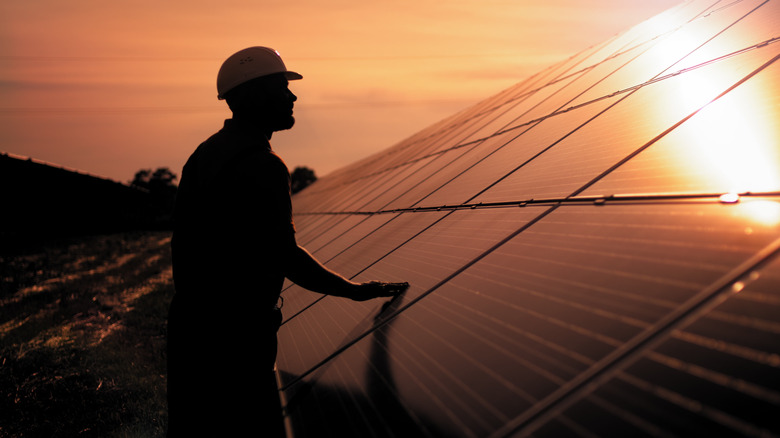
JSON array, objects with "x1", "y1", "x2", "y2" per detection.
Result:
[{"x1": 285, "y1": 245, "x2": 408, "y2": 301}]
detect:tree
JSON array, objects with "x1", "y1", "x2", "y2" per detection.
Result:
[
  {"x1": 131, "y1": 167, "x2": 177, "y2": 191},
  {"x1": 291, "y1": 166, "x2": 317, "y2": 194},
  {"x1": 130, "y1": 167, "x2": 178, "y2": 227}
]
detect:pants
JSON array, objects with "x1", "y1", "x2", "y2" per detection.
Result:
[{"x1": 166, "y1": 297, "x2": 285, "y2": 437}]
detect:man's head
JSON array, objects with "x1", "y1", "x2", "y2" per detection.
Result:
[
  {"x1": 216, "y1": 47, "x2": 302, "y2": 134},
  {"x1": 224, "y1": 74, "x2": 298, "y2": 133}
]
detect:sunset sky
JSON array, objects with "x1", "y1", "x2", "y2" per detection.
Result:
[{"x1": 0, "y1": 0, "x2": 681, "y2": 183}]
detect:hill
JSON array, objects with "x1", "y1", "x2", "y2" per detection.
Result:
[{"x1": 1, "y1": 153, "x2": 164, "y2": 252}]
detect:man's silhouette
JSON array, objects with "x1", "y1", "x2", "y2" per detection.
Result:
[{"x1": 167, "y1": 46, "x2": 408, "y2": 437}]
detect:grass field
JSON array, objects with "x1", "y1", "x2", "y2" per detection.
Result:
[{"x1": 1, "y1": 231, "x2": 174, "y2": 437}]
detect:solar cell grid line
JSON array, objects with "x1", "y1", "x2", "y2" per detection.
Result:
[
  {"x1": 473, "y1": 45, "x2": 780, "y2": 206},
  {"x1": 314, "y1": 155, "x2": 438, "y2": 214},
  {"x1": 389, "y1": 98, "x2": 624, "y2": 210},
  {"x1": 276, "y1": 206, "x2": 557, "y2": 389},
  {"x1": 544, "y1": 30, "x2": 672, "y2": 100},
  {"x1": 292, "y1": 4, "x2": 748, "y2": 253},
  {"x1": 565, "y1": 49, "x2": 780, "y2": 201},
  {"x1": 313, "y1": 22, "x2": 685, "y2": 192},
  {"x1": 434, "y1": 32, "x2": 645, "y2": 153},
  {"x1": 495, "y1": 3, "x2": 758, "y2": 139},
  {"x1": 342, "y1": 73, "x2": 579, "y2": 198},
  {"x1": 302, "y1": 131, "x2": 492, "y2": 214},
  {"x1": 364, "y1": 130, "x2": 545, "y2": 212},
  {"x1": 290, "y1": 141, "x2": 420, "y2": 204},
  {"x1": 295, "y1": 30, "x2": 635, "y2": 193},
  {"x1": 331, "y1": 23, "x2": 684, "y2": 213},
  {"x1": 279, "y1": 214, "x2": 406, "y2": 321},
  {"x1": 278, "y1": 0, "x2": 748, "y2": 384},
  {"x1": 449, "y1": 67, "x2": 601, "y2": 151},
  {"x1": 564, "y1": 0, "x2": 772, "y2": 109},
  {"x1": 296, "y1": 213, "x2": 384, "y2": 256},
  {"x1": 310, "y1": 32, "x2": 771, "y2": 219},
  {"x1": 340, "y1": 153, "x2": 468, "y2": 214},
  {"x1": 292, "y1": 98, "x2": 497, "y2": 198},
  {"x1": 278, "y1": 295, "x2": 378, "y2": 399},
  {"x1": 291, "y1": 177, "x2": 352, "y2": 209},
  {"x1": 365, "y1": 87, "x2": 540, "y2": 174},
  {"x1": 289, "y1": 3, "x2": 698, "y2": 200},
  {"x1": 397, "y1": 30, "x2": 701, "y2": 210},
  {"x1": 275, "y1": 1, "x2": 780, "y2": 436},
  {"x1": 282, "y1": 192, "x2": 780, "y2": 384},
  {"x1": 580, "y1": 53, "x2": 780, "y2": 197},
  {"x1": 305, "y1": 208, "x2": 450, "y2": 276},
  {"x1": 282, "y1": 0, "x2": 768, "y2": 338},
  {"x1": 292, "y1": 168, "x2": 482, "y2": 280},
  {"x1": 379, "y1": 91, "x2": 551, "y2": 176},
  {"x1": 333, "y1": 191, "x2": 780, "y2": 218},
  {"x1": 438, "y1": 201, "x2": 772, "y2": 434},
  {"x1": 286, "y1": 193, "x2": 776, "y2": 330},
  {"x1": 300, "y1": 154, "x2": 440, "y2": 216},
  {"x1": 667, "y1": 1, "x2": 780, "y2": 72},
  {"x1": 291, "y1": 157, "x2": 440, "y2": 251},
  {"x1": 284, "y1": 202, "x2": 561, "y2": 340},
  {"x1": 560, "y1": 2, "x2": 763, "y2": 108},
  {"x1": 336, "y1": 33, "x2": 744, "y2": 196},
  {"x1": 482, "y1": 0, "x2": 704, "y2": 126},
  {"x1": 398, "y1": 55, "x2": 605, "y2": 166},
  {"x1": 355, "y1": 85, "x2": 526, "y2": 171},
  {"x1": 296, "y1": 0, "x2": 740, "y2": 217},
  {"x1": 540, "y1": 34, "x2": 780, "y2": 123},
  {"x1": 292, "y1": 166, "x2": 366, "y2": 206},
  {"x1": 502, "y1": 233, "x2": 780, "y2": 438},
  {"x1": 380, "y1": 0, "x2": 716, "y2": 169},
  {"x1": 293, "y1": 211, "x2": 355, "y2": 246},
  {"x1": 477, "y1": 1, "x2": 725, "y2": 138},
  {"x1": 277, "y1": 207, "x2": 453, "y2": 322},
  {"x1": 367, "y1": 111, "x2": 493, "y2": 174},
  {"x1": 279, "y1": 198, "x2": 780, "y2": 438}
]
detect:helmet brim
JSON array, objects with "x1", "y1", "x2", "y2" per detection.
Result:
[{"x1": 285, "y1": 71, "x2": 303, "y2": 81}]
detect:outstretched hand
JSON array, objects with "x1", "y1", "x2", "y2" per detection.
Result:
[{"x1": 349, "y1": 281, "x2": 409, "y2": 301}]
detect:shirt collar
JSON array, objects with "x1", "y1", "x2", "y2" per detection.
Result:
[{"x1": 223, "y1": 118, "x2": 272, "y2": 150}]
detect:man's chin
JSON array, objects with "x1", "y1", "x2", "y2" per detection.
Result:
[{"x1": 273, "y1": 116, "x2": 295, "y2": 132}]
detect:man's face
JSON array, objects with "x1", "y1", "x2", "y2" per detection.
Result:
[
  {"x1": 259, "y1": 74, "x2": 297, "y2": 132},
  {"x1": 235, "y1": 73, "x2": 298, "y2": 132}
]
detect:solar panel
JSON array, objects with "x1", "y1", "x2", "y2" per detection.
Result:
[{"x1": 277, "y1": 0, "x2": 780, "y2": 436}]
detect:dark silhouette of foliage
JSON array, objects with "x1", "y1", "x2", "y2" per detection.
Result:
[
  {"x1": 291, "y1": 166, "x2": 317, "y2": 194},
  {"x1": 130, "y1": 167, "x2": 178, "y2": 192},
  {"x1": 130, "y1": 167, "x2": 178, "y2": 228}
]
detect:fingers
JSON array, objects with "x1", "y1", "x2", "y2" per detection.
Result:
[
  {"x1": 360, "y1": 281, "x2": 410, "y2": 299},
  {"x1": 378, "y1": 281, "x2": 409, "y2": 296},
  {"x1": 382, "y1": 282, "x2": 409, "y2": 292}
]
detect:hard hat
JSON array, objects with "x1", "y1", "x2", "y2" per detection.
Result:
[{"x1": 216, "y1": 46, "x2": 302, "y2": 99}]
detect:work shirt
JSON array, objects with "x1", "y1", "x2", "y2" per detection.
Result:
[
  {"x1": 167, "y1": 118, "x2": 293, "y2": 437},
  {"x1": 171, "y1": 118, "x2": 296, "y2": 315}
]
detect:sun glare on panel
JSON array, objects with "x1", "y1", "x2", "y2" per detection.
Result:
[
  {"x1": 679, "y1": 71, "x2": 780, "y2": 194},
  {"x1": 634, "y1": 4, "x2": 685, "y2": 42},
  {"x1": 647, "y1": 41, "x2": 780, "y2": 199},
  {"x1": 740, "y1": 199, "x2": 780, "y2": 227},
  {"x1": 651, "y1": 25, "x2": 704, "y2": 68}
]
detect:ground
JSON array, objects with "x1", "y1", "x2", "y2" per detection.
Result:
[{"x1": 0, "y1": 231, "x2": 173, "y2": 437}]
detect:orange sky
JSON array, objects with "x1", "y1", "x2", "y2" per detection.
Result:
[{"x1": 0, "y1": 0, "x2": 681, "y2": 183}]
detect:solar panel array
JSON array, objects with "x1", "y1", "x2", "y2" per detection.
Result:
[{"x1": 276, "y1": 1, "x2": 780, "y2": 436}]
